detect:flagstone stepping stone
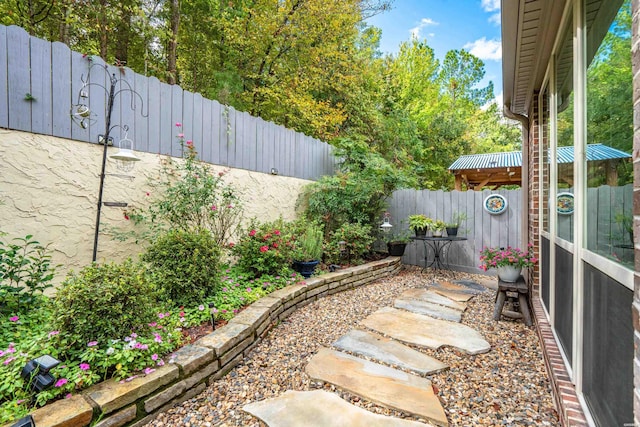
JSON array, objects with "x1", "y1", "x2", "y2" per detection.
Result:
[
  {"x1": 430, "y1": 280, "x2": 481, "y2": 295},
  {"x1": 431, "y1": 289, "x2": 474, "y2": 302},
  {"x1": 361, "y1": 307, "x2": 491, "y2": 355},
  {"x1": 453, "y1": 279, "x2": 488, "y2": 293},
  {"x1": 243, "y1": 390, "x2": 429, "y2": 427},
  {"x1": 333, "y1": 329, "x2": 448, "y2": 375},
  {"x1": 306, "y1": 348, "x2": 448, "y2": 427},
  {"x1": 394, "y1": 298, "x2": 462, "y2": 322},
  {"x1": 400, "y1": 289, "x2": 467, "y2": 311}
]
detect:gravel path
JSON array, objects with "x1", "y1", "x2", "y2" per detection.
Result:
[{"x1": 146, "y1": 267, "x2": 559, "y2": 427}]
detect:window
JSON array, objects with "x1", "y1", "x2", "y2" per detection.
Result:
[{"x1": 585, "y1": 0, "x2": 632, "y2": 268}]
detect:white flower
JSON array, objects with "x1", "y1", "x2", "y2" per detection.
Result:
[{"x1": 106, "y1": 347, "x2": 115, "y2": 355}]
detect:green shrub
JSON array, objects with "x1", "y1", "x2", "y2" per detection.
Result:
[
  {"x1": 230, "y1": 218, "x2": 296, "y2": 278},
  {"x1": 292, "y1": 221, "x2": 324, "y2": 261},
  {"x1": 51, "y1": 259, "x2": 158, "y2": 353},
  {"x1": 324, "y1": 222, "x2": 374, "y2": 264},
  {"x1": 0, "y1": 235, "x2": 55, "y2": 314},
  {"x1": 142, "y1": 229, "x2": 221, "y2": 306}
]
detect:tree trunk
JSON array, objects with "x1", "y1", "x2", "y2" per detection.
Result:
[{"x1": 167, "y1": 0, "x2": 180, "y2": 84}]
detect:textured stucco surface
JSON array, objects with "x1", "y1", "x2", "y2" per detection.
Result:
[{"x1": 0, "y1": 129, "x2": 313, "y2": 289}]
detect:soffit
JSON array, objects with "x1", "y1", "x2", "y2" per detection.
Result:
[{"x1": 502, "y1": 0, "x2": 566, "y2": 117}]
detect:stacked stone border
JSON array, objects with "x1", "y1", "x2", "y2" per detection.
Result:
[
  {"x1": 531, "y1": 294, "x2": 587, "y2": 426},
  {"x1": 18, "y1": 257, "x2": 401, "y2": 427}
]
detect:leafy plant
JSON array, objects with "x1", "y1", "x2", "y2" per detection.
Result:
[
  {"x1": 230, "y1": 218, "x2": 296, "y2": 278},
  {"x1": 324, "y1": 222, "x2": 374, "y2": 265},
  {"x1": 292, "y1": 221, "x2": 324, "y2": 261},
  {"x1": 431, "y1": 219, "x2": 446, "y2": 232},
  {"x1": 122, "y1": 124, "x2": 243, "y2": 246},
  {"x1": 142, "y1": 229, "x2": 222, "y2": 307},
  {"x1": 50, "y1": 259, "x2": 159, "y2": 354},
  {"x1": 408, "y1": 214, "x2": 432, "y2": 231},
  {"x1": 448, "y1": 211, "x2": 468, "y2": 227},
  {"x1": 0, "y1": 235, "x2": 55, "y2": 314}
]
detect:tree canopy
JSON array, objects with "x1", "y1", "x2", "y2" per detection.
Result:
[{"x1": 0, "y1": 0, "x2": 521, "y2": 189}]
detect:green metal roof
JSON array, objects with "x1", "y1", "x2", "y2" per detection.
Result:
[{"x1": 448, "y1": 144, "x2": 630, "y2": 171}]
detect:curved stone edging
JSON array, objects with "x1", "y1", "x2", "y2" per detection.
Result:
[{"x1": 20, "y1": 257, "x2": 402, "y2": 427}]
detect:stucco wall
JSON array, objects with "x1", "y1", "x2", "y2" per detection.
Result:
[{"x1": 0, "y1": 129, "x2": 313, "y2": 288}]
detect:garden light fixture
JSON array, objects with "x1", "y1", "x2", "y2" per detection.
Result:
[
  {"x1": 209, "y1": 302, "x2": 216, "y2": 330},
  {"x1": 70, "y1": 62, "x2": 147, "y2": 261},
  {"x1": 9, "y1": 415, "x2": 35, "y2": 427},
  {"x1": 380, "y1": 212, "x2": 393, "y2": 234},
  {"x1": 20, "y1": 355, "x2": 60, "y2": 394}
]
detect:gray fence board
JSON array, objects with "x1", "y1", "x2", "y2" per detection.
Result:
[
  {"x1": 134, "y1": 71, "x2": 149, "y2": 153},
  {"x1": 0, "y1": 26, "x2": 8, "y2": 128},
  {"x1": 170, "y1": 84, "x2": 183, "y2": 157},
  {"x1": 147, "y1": 77, "x2": 161, "y2": 153},
  {"x1": 51, "y1": 42, "x2": 71, "y2": 138},
  {"x1": 192, "y1": 93, "x2": 203, "y2": 159},
  {"x1": 70, "y1": 51, "x2": 90, "y2": 142},
  {"x1": 30, "y1": 36, "x2": 52, "y2": 135},
  {"x1": 158, "y1": 82, "x2": 173, "y2": 155},
  {"x1": 7, "y1": 26, "x2": 30, "y2": 131}
]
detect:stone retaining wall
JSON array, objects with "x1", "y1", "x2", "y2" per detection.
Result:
[{"x1": 19, "y1": 257, "x2": 401, "y2": 427}]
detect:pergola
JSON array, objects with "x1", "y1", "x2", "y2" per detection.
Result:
[{"x1": 449, "y1": 144, "x2": 630, "y2": 191}]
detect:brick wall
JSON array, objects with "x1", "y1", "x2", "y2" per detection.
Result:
[
  {"x1": 632, "y1": 1, "x2": 640, "y2": 425},
  {"x1": 529, "y1": 92, "x2": 541, "y2": 290}
]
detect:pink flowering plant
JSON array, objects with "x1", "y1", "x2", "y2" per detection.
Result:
[
  {"x1": 230, "y1": 218, "x2": 297, "y2": 278},
  {"x1": 117, "y1": 124, "x2": 242, "y2": 247},
  {"x1": 478, "y1": 244, "x2": 538, "y2": 271}
]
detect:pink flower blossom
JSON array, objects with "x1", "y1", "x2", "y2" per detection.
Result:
[
  {"x1": 48, "y1": 330, "x2": 60, "y2": 337},
  {"x1": 198, "y1": 305, "x2": 205, "y2": 311},
  {"x1": 274, "y1": 230, "x2": 281, "y2": 235},
  {"x1": 55, "y1": 378, "x2": 68, "y2": 387},
  {"x1": 186, "y1": 140, "x2": 193, "y2": 146},
  {"x1": 154, "y1": 333, "x2": 162, "y2": 343},
  {"x1": 3, "y1": 357, "x2": 15, "y2": 365},
  {"x1": 178, "y1": 133, "x2": 184, "y2": 138},
  {"x1": 175, "y1": 122, "x2": 182, "y2": 127},
  {"x1": 260, "y1": 245, "x2": 269, "y2": 253},
  {"x1": 144, "y1": 367, "x2": 156, "y2": 375},
  {"x1": 9, "y1": 316, "x2": 18, "y2": 322},
  {"x1": 152, "y1": 354, "x2": 158, "y2": 361},
  {"x1": 157, "y1": 359, "x2": 165, "y2": 366},
  {"x1": 211, "y1": 205, "x2": 217, "y2": 211},
  {"x1": 87, "y1": 341, "x2": 98, "y2": 347},
  {"x1": 65, "y1": 393, "x2": 72, "y2": 399},
  {"x1": 249, "y1": 229, "x2": 257, "y2": 237},
  {"x1": 79, "y1": 363, "x2": 90, "y2": 371},
  {"x1": 158, "y1": 313, "x2": 165, "y2": 319},
  {"x1": 148, "y1": 322, "x2": 157, "y2": 327}
]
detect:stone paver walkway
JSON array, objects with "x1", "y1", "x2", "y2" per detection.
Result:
[{"x1": 242, "y1": 279, "x2": 490, "y2": 427}]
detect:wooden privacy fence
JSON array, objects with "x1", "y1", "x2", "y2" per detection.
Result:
[
  {"x1": 387, "y1": 189, "x2": 523, "y2": 273},
  {"x1": 0, "y1": 25, "x2": 336, "y2": 180}
]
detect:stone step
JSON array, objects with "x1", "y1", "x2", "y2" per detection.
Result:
[
  {"x1": 243, "y1": 390, "x2": 430, "y2": 427},
  {"x1": 400, "y1": 289, "x2": 467, "y2": 311},
  {"x1": 453, "y1": 279, "x2": 489, "y2": 293},
  {"x1": 361, "y1": 307, "x2": 491, "y2": 355},
  {"x1": 429, "y1": 280, "x2": 482, "y2": 295},
  {"x1": 394, "y1": 298, "x2": 462, "y2": 322},
  {"x1": 306, "y1": 348, "x2": 448, "y2": 427},
  {"x1": 333, "y1": 329, "x2": 448, "y2": 376},
  {"x1": 431, "y1": 288, "x2": 474, "y2": 302}
]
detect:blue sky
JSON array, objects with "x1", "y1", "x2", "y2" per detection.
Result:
[{"x1": 366, "y1": 0, "x2": 503, "y2": 106}]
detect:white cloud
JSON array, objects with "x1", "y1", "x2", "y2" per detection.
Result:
[
  {"x1": 409, "y1": 18, "x2": 439, "y2": 39},
  {"x1": 488, "y1": 12, "x2": 500, "y2": 25},
  {"x1": 463, "y1": 37, "x2": 502, "y2": 61},
  {"x1": 481, "y1": 0, "x2": 500, "y2": 12}
]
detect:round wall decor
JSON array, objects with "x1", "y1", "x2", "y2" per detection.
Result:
[
  {"x1": 484, "y1": 194, "x2": 507, "y2": 215},
  {"x1": 557, "y1": 192, "x2": 574, "y2": 215}
]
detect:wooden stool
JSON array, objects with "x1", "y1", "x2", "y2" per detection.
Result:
[{"x1": 493, "y1": 275, "x2": 532, "y2": 326}]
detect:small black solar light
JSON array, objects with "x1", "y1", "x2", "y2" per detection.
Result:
[
  {"x1": 208, "y1": 302, "x2": 216, "y2": 330},
  {"x1": 10, "y1": 415, "x2": 35, "y2": 427},
  {"x1": 21, "y1": 355, "x2": 60, "y2": 393}
]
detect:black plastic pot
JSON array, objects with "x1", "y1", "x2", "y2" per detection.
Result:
[
  {"x1": 387, "y1": 242, "x2": 407, "y2": 257},
  {"x1": 446, "y1": 226, "x2": 458, "y2": 237}
]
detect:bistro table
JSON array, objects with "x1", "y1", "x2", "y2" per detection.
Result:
[{"x1": 410, "y1": 236, "x2": 467, "y2": 270}]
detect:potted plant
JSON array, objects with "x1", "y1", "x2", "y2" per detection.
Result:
[
  {"x1": 292, "y1": 223, "x2": 324, "y2": 278},
  {"x1": 431, "y1": 219, "x2": 446, "y2": 237},
  {"x1": 386, "y1": 228, "x2": 411, "y2": 257},
  {"x1": 408, "y1": 214, "x2": 432, "y2": 237},
  {"x1": 479, "y1": 244, "x2": 537, "y2": 282},
  {"x1": 446, "y1": 212, "x2": 468, "y2": 237}
]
